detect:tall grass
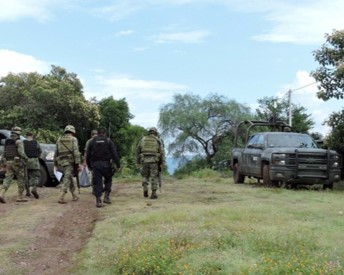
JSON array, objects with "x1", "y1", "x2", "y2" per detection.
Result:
[{"x1": 73, "y1": 176, "x2": 344, "y2": 274}]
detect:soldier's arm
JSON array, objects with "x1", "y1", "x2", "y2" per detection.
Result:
[
  {"x1": 16, "y1": 140, "x2": 29, "y2": 162},
  {"x1": 72, "y1": 137, "x2": 81, "y2": 164},
  {"x1": 109, "y1": 141, "x2": 121, "y2": 169}
]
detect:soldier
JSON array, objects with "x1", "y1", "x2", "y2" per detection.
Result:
[
  {"x1": 54, "y1": 125, "x2": 82, "y2": 204},
  {"x1": 136, "y1": 127, "x2": 165, "y2": 199},
  {"x1": 0, "y1": 126, "x2": 29, "y2": 203},
  {"x1": 86, "y1": 127, "x2": 121, "y2": 208},
  {"x1": 23, "y1": 131, "x2": 42, "y2": 199}
]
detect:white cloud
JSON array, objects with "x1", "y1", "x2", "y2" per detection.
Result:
[
  {"x1": 249, "y1": 0, "x2": 344, "y2": 44},
  {"x1": 0, "y1": 0, "x2": 61, "y2": 22},
  {"x1": 0, "y1": 49, "x2": 50, "y2": 76},
  {"x1": 154, "y1": 30, "x2": 211, "y2": 44},
  {"x1": 115, "y1": 30, "x2": 135, "y2": 37},
  {"x1": 85, "y1": 74, "x2": 189, "y2": 128}
]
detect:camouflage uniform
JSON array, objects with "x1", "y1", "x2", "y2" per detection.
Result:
[
  {"x1": 0, "y1": 127, "x2": 29, "y2": 203},
  {"x1": 136, "y1": 127, "x2": 165, "y2": 199},
  {"x1": 23, "y1": 132, "x2": 42, "y2": 199},
  {"x1": 54, "y1": 125, "x2": 81, "y2": 204}
]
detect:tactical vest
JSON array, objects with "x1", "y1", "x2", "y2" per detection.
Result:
[
  {"x1": 141, "y1": 135, "x2": 159, "y2": 155},
  {"x1": 91, "y1": 137, "x2": 111, "y2": 161},
  {"x1": 24, "y1": 140, "x2": 39, "y2": 158},
  {"x1": 4, "y1": 139, "x2": 19, "y2": 159}
]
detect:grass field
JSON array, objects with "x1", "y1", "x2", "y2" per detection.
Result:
[{"x1": 71, "y1": 175, "x2": 344, "y2": 275}]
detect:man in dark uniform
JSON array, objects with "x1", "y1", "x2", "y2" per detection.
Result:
[
  {"x1": 23, "y1": 131, "x2": 42, "y2": 199},
  {"x1": 86, "y1": 127, "x2": 121, "y2": 208},
  {"x1": 0, "y1": 126, "x2": 29, "y2": 203}
]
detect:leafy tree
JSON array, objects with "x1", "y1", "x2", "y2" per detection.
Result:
[
  {"x1": 158, "y1": 93, "x2": 252, "y2": 165},
  {"x1": 311, "y1": 29, "x2": 344, "y2": 100},
  {"x1": 0, "y1": 65, "x2": 99, "y2": 144},
  {"x1": 96, "y1": 96, "x2": 145, "y2": 169},
  {"x1": 311, "y1": 29, "x2": 344, "y2": 153},
  {"x1": 255, "y1": 96, "x2": 314, "y2": 133}
]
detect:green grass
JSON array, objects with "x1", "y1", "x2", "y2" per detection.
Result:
[{"x1": 72, "y1": 177, "x2": 344, "y2": 275}]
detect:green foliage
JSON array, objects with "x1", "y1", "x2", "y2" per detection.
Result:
[
  {"x1": 255, "y1": 96, "x2": 315, "y2": 133},
  {"x1": 159, "y1": 93, "x2": 253, "y2": 165},
  {"x1": 0, "y1": 65, "x2": 100, "y2": 144},
  {"x1": 311, "y1": 29, "x2": 344, "y2": 101},
  {"x1": 311, "y1": 29, "x2": 344, "y2": 155}
]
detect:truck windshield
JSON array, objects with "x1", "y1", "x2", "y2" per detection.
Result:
[{"x1": 267, "y1": 134, "x2": 318, "y2": 148}]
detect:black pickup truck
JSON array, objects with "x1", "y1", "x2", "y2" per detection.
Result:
[
  {"x1": 0, "y1": 129, "x2": 56, "y2": 186},
  {"x1": 230, "y1": 120, "x2": 341, "y2": 189}
]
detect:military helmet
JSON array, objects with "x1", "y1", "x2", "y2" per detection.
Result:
[
  {"x1": 11, "y1": 126, "x2": 22, "y2": 135},
  {"x1": 148, "y1": 127, "x2": 158, "y2": 135},
  {"x1": 64, "y1": 125, "x2": 76, "y2": 134}
]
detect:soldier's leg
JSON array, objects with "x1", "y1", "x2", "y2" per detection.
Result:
[
  {"x1": 102, "y1": 167, "x2": 112, "y2": 204},
  {"x1": 30, "y1": 169, "x2": 41, "y2": 199},
  {"x1": 150, "y1": 163, "x2": 159, "y2": 199},
  {"x1": 141, "y1": 163, "x2": 150, "y2": 197},
  {"x1": 16, "y1": 163, "x2": 28, "y2": 202},
  {"x1": 92, "y1": 167, "x2": 104, "y2": 207},
  {"x1": 0, "y1": 162, "x2": 15, "y2": 203},
  {"x1": 58, "y1": 166, "x2": 72, "y2": 203}
]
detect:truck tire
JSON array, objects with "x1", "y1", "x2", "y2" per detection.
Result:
[
  {"x1": 233, "y1": 163, "x2": 245, "y2": 183},
  {"x1": 263, "y1": 164, "x2": 271, "y2": 186}
]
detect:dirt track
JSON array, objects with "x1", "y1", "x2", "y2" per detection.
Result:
[{"x1": 0, "y1": 185, "x2": 104, "y2": 275}]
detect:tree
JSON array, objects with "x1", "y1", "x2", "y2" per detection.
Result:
[
  {"x1": 255, "y1": 96, "x2": 314, "y2": 133},
  {"x1": 311, "y1": 29, "x2": 344, "y2": 100},
  {"x1": 311, "y1": 29, "x2": 344, "y2": 153},
  {"x1": 97, "y1": 96, "x2": 143, "y2": 166},
  {"x1": 158, "y1": 93, "x2": 253, "y2": 165},
  {"x1": 0, "y1": 65, "x2": 99, "y2": 144}
]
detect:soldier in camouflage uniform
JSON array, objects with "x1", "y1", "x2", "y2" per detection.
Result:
[
  {"x1": 23, "y1": 131, "x2": 42, "y2": 199},
  {"x1": 136, "y1": 127, "x2": 165, "y2": 199},
  {"x1": 0, "y1": 126, "x2": 29, "y2": 203},
  {"x1": 54, "y1": 125, "x2": 82, "y2": 204}
]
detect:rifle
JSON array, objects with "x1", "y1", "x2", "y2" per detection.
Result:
[{"x1": 158, "y1": 161, "x2": 162, "y2": 192}]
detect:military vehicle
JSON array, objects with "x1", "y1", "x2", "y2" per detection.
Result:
[{"x1": 230, "y1": 120, "x2": 341, "y2": 189}]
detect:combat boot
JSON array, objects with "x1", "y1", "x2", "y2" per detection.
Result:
[
  {"x1": 96, "y1": 197, "x2": 102, "y2": 208},
  {"x1": 31, "y1": 189, "x2": 39, "y2": 199},
  {"x1": 58, "y1": 192, "x2": 67, "y2": 204},
  {"x1": 143, "y1": 190, "x2": 149, "y2": 198},
  {"x1": 103, "y1": 192, "x2": 111, "y2": 204},
  {"x1": 150, "y1": 190, "x2": 158, "y2": 199},
  {"x1": 16, "y1": 193, "x2": 28, "y2": 202},
  {"x1": 71, "y1": 191, "x2": 79, "y2": 201},
  {"x1": 26, "y1": 190, "x2": 32, "y2": 197},
  {"x1": 0, "y1": 189, "x2": 6, "y2": 203}
]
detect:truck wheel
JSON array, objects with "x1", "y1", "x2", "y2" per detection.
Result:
[
  {"x1": 38, "y1": 164, "x2": 48, "y2": 187},
  {"x1": 233, "y1": 163, "x2": 245, "y2": 183},
  {"x1": 263, "y1": 164, "x2": 272, "y2": 186}
]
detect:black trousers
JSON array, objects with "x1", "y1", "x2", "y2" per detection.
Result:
[{"x1": 92, "y1": 163, "x2": 112, "y2": 197}]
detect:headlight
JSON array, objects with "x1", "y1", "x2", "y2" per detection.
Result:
[
  {"x1": 332, "y1": 162, "x2": 339, "y2": 168},
  {"x1": 272, "y1": 153, "x2": 286, "y2": 165},
  {"x1": 45, "y1": 152, "x2": 55, "y2": 161}
]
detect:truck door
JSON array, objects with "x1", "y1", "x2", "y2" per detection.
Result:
[{"x1": 241, "y1": 134, "x2": 259, "y2": 174}]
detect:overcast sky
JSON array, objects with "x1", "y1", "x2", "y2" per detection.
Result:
[{"x1": 1, "y1": 0, "x2": 343, "y2": 135}]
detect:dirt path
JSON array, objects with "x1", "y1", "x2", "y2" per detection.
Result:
[{"x1": 0, "y1": 185, "x2": 103, "y2": 275}]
